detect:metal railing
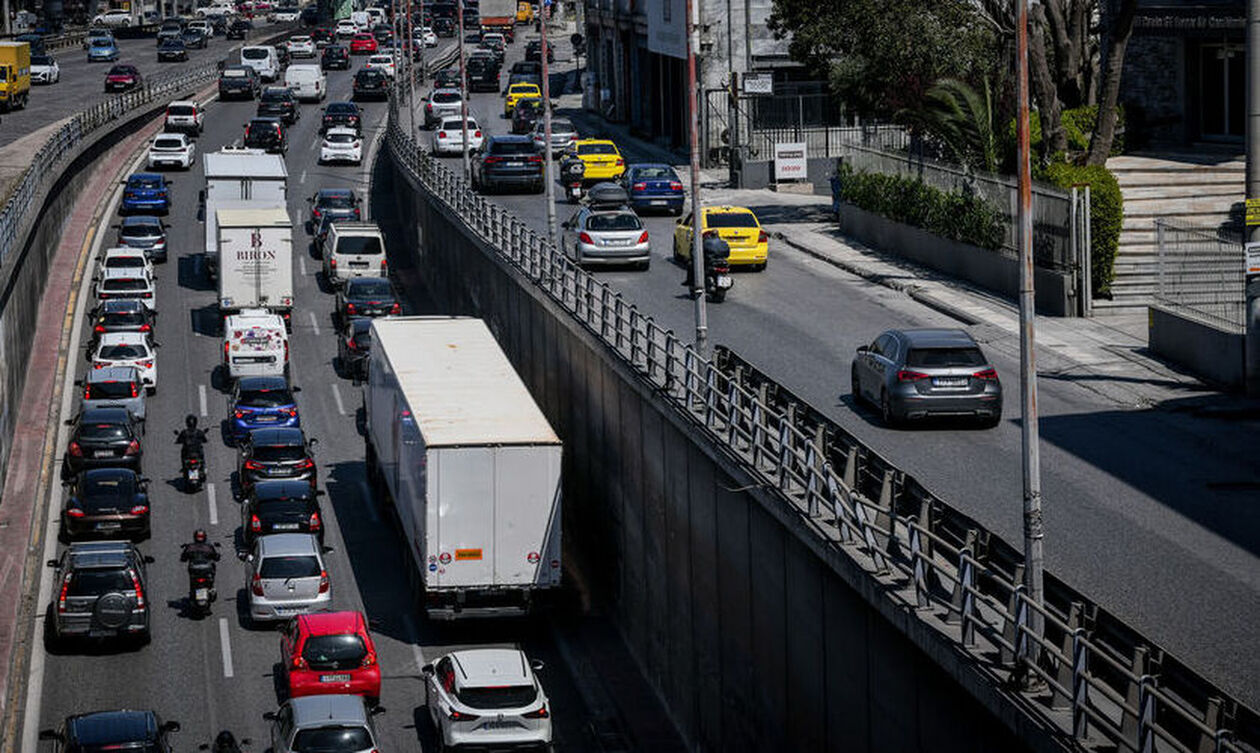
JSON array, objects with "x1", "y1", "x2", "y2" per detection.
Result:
[
  {"x1": 382, "y1": 107, "x2": 1259, "y2": 753},
  {"x1": 1153, "y1": 219, "x2": 1246, "y2": 333}
]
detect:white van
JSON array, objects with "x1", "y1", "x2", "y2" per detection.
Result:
[
  {"x1": 284, "y1": 64, "x2": 325, "y2": 102},
  {"x1": 240, "y1": 46, "x2": 280, "y2": 82},
  {"x1": 223, "y1": 309, "x2": 289, "y2": 379},
  {"x1": 322, "y1": 222, "x2": 387, "y2": 287},
  {"x1": 364, "y1": 7, "x2": 385, "y2": 25},
  {"x1": 350, "y1": 10, "x2": 370, "y2": 29}
]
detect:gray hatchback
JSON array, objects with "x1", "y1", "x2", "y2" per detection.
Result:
[
  {"x1": 46, "y1": 540, "x2": 153, "y2": 646},
  {"x1": 266, "y1": 695, "x2": 382, "y2": 753},
  {"x1": 851, "y1": 328, "x2": 1002, "y2": 427}
]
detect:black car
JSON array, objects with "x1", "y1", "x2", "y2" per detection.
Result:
[
  {"x1": 243, "y1": 117, "x2": 287, "y2": 154},
  {"x1": 465, "y1": 57, "x2": 499, "y2": 93},
  {"x1": 322, "y1": 101, "x2": 362, "y2": 134},
  {"x1": 337, "y1": 317, "x2": 373, "y2": 379},
  {"x1": 473, "y1": 135, "x2": 544, "y2": 194},
  {"x1": 511, "y1": 98, "x2": 542, "y2": 134},
  {"x1": 226, "y1": 18, "x2": 253, "y2": 39},
  {"x1": 41, "y1": 711, "x2": 179, "y2": 753},
  {"x1": 257, "y1": 86, "x2": 300, "y2": 124},
  {"x1": 372, "y1": 22, "x2": 392, "y2": 42},
  {"x1": 219, "y1": 64, "x2": 261, "y2": 100},
  {"x1": 433, "y1": 67, "x2": 461, "y2": 90},
  {"x1": 241, "y1": 480, "x2": 325, "y2": 546},
  {"x1": 61, "y1": 468, "x2": 151, "y2": 542},
  {"x1": 525, "y1": 39, "x2": 554, "y2": 63},
  {"x1": 308, "y1": 188, "x2": 361, "y2": 230},
  {"x1": 182, "y1": 28, "x2": 208, "y2": 48},
  {"x1": 334, "y1": 276, "x2": 399, "y2": 325},
  {"x1": 238, "y1": 426, "x2": 316, "y2": 495},
  {"x1": 511, "y1": 59, "x2": 542, "y2": 77},
  {"x1": 275, "y1": 43, "x2": 291, "y2": 67},
  {"x1": 157, "y1": 39, "x2": 188, "y2": 61},
  {"x1": 432, "y1": 17, "x2": 455, "y2": 36},
  {"x1": 352, "y1": 68, "x2": 389, "y2": 100},
  {"x1": 302, "y1": 6, "x2": 322, "y2": 25},
  {"x1": 88, "y1": 300, "x2": 156, "y2": 347},
  {"x1": 63, "y1": 407, "x2": 143, "y2": 479},
  {"x1": 321, "y1": 43, "x2": 350, "y2": 69}
]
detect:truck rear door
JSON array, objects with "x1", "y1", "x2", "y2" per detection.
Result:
[
  {"x1": 492, "y1": 445, "x2": 561, "y2": 587},
  {"x1": 431, "y1": 447, "x2": 496, "y2": 588}
]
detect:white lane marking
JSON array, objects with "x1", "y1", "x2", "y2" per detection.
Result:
[
  {"x1": 207, "y1": 482, "x2": 219, "y2": 526},
  {"x1": 308, "y1": 310, "x2": 320, "y2": 336},
  {"x1": 359, "y1": 480, "x2": 380, "y2": 523},
  {"x1": 300, "y1": 169, "x2": 308, "y2": 182},
  {"x1": 402, "y1": 614, "x2": 428, "y2": 673},
  {"x1": 199, "y1": 384, "x2": 208, "y2": 416},
  {"x1": 219, "y1": 618, "x2": 234, "y2": 678},
  {"x1": 331, "y1": 383, "x2": 347, "y2": 415},
  {"x1": 299, "y1": 255, "x2": 308, "y2": 276}
]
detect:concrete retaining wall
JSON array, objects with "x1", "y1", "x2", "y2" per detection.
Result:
[
  {"x1": 1148, "y1": 305, "x2": 1244, "y2": 389},
  {"x1": 385, "y1": 156, "x2": 1039, "y2": 753}
]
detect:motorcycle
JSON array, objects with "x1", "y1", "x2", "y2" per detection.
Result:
[
  {"x1": 561, "y1": 156, "x2": 585, "y2": 203},
  {"x1": 702, "y1": 235, "x2": 734, "y2": 303},
  {"x1": 186, "y1": 554, "x2": 218, "y2": 617},
  {"x1": 174, "y1": 430, "x2": 206, "y2": 492}
]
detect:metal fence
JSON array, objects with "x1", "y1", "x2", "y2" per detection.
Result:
[
  {"x1": 1153, "y1": 219, "x2": 1246, "y2": 333},
  {"x1": 382, "y1": 105, "x2": 1260, "y2": 753}
]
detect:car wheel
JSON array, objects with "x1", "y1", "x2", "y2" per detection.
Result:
[
  {"x1": 979, "y1": 413, "x2": 1001, "y2": 429},
  {"x1": 851, "y1": 365, "x2": 862, "y2": 403},
  {"x1": 880, "y1": 390, "x2": 899, "y2": 427},
  {"x1": 638, "y1": 260, "x2": 650, "y2": 271},
  {"x1": 672, "y1": 238, "x2": 683, "y2": 262}
]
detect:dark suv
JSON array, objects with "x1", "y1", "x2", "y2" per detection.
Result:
[
  {"x1": 40, "y1": 711, "x2": 180, "y2": 752},
  {"x1": 257, "y1": 86, "x2": 300, "y2": 125},
  {"x1": 45, "y1": 541, "x2": 153, "y2": 646},
  {"x1": 237, "y1": 426, "x2": 317, "y2": 494},
  {"x1": 321, "y1": 44, "x2": 350, "y2": 69},
  {"x1": 465, "y1": 57, "x2": 499, "y2": 93},
  {"x1": 472, "y1": 135, "x2": 544, "y2": 194},
  {"x1": 352, "y1": 68, "x2": 389, "y2": 100},
  {"x1": 219, "y1": 64, "x2": 261, "y2": 100},
  {"x1": 321, "y1": 101, "x2": 362, "y2": 134},
  {"x1": 244, "y1": 117, "x2": 288, "y2": 154},
  {"x1": 241, "y1": 480, "x2": 326, "y2": 547}
]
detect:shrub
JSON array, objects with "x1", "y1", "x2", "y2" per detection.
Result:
[
  {"x1": 1007, "y1": 106, "x2": 1126, "y2": 162},
  {"x1": 1044, "y1": 162, "x2": 1123, "y2": 296},
  {"x1": 836, "y1": 163, "x2": 1005, "y2": 251}
]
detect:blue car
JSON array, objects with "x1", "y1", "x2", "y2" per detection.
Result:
[
  {"x1": 228, "y1": 376, "x2": 301, "y2": 443},
  {"x1": 623, "y1": 163, "x2": 685, "y2": 215},
  {"x1": 120, "y1": 173, "x2": 171, "y2": 215},
  {"x1": 86, "y1": 38, "x2": 120, "y2": 62}
]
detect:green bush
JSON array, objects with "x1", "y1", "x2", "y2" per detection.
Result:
[
  {"x1": 1007, "y1": 106, "x2": 1126, "y2": 162},
  {"x1": 837, "y1": 163, "x2": 1005, "y2": 251},
  {"x1": 1044, "y1": 162, "x2": 1122, "y2": 296}
]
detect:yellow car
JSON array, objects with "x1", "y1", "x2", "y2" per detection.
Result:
[
  {"x1": 672, "y1": 206, "x2": 769, "y2": 270},
  {"x1": 504, "y1": 83, "x2": 541, "y2": 116},
  {"x1": 516, "y1": 1, "x2": 534, "y2": 23},
  {"x1": 570, "y1": 139, "x2": 625, "y2": 181}
]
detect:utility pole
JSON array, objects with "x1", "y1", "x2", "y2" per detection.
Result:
[
  {"x1": 541, "y1": 0, "x2": 558, "y2": 247},
  {"x1": 1014, "y1": 0, "x2": 1045, "y2": 667},
  {"x1": 686, "y1": 0, "x2": 707, "y2": 357},
  {"x1": 457, "y1": 0, "x2": 471, "y2": 177},
  {"x1": 406, "y1": 0, "x2": 416, "y2": 138},
  {"x1": 1246, "y1": 0, "x2": 1260, "y2": 396}
]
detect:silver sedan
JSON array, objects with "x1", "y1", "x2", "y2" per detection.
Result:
[{"x1": 561, "y1": 207, "x2": 651, "y2": 270}]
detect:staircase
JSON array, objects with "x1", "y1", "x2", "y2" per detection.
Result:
[{"x1": 1100, "y1": 150, "x2": 1243, "y2": 315}]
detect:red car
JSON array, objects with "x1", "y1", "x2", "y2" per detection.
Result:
[
  {"x1": 105, "y1": 65, "x2": 143, "y2": 92},
  {"x1": 349, "y1": 33, "x2": 378, "y2": 54},
  {"x1": 281, "y1": 611, "x2": 382, "y2": 703}
]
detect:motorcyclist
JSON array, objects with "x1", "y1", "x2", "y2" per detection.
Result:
[
  {"x1": 212, "y1": 730, "x2": 244, "y2": 753},
  {"x1": 180, "y1": 529, "x2": 221, "y2": 568},
  {"x1": 682, "y1": 234, "x2": 731, "y2": 289},
  {"x1": 175, "y1": 414, "x2": 208, "y2": 464}
]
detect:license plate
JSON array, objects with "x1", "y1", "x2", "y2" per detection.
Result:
[
  {"x1": 716, "y1": 275, "x2": 732, "y2": 288},
  {"x1": 194, "y1": 588, "x2": 209, "y2": 601},
  {"x1": 933, "y1": 377, "x2": 968, "y2": 387},
  {"x1": 255, "y1": 415, "x2": 278, "y2": 423},
  {"x1": 275, "y1": 523, "x2": 300, "y2": 530},
  {"x1": 94, "y1": 450, "x2": 114, "y2": 458},
  {"x1": 481, "y1": 721, "x2": 518, "y2": 730},
  {"x1": 320, "y1": 674, "x2": 352, "y2": 683},
  {"x1": 506, "y1": 161, "x2": 523, "y2": 167},
  {"x1": 95, "y1": 522, "x2": 121, "y2": 531},
  {"x1": 349, "y1": 261, "x2": 369, "y2": 268},
  {"x1": 651, "y1": 199, "x2": 668, "y2": 205}
]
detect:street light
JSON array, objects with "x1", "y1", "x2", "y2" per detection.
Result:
[
  {"x1": 540, "y1": 0, "x2": 557, "y2": 248},
  {"x1": 457, "y1": 0, "x2": 471, "y2": 177},
  {"x1": 685, "y1": 0, "x2": 707, "y2": 356}
]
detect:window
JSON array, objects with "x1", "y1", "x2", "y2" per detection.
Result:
[
  {"x1": 236, "y1": 388, "x2": 295, "y2": 408},
  {"x1": 663, "y1": 0, "x2": 671, "y2": 23},
  {"x1": 457, "y1": 684, "x2": 538, "y2": 709},
  {"x1": 586, "y1": 213, "x2": 642, "y2": 232},
  {"x1": 347, "y1": 279, "x2": 393, "y2": 298},
  {"x1": 103, "y1": 278, "x2": 149, "y2": 292},
  {"x1": 301, "y1": 634, "x2": 367, "y2": 670},
  {"x1": 291, "y1": 726, "x2": 372, "y2": 753},
  {"x1": 436, "y1": 657, "x2": 455, "y2": 693},
  {"x1": 79, "y1": 422, "x2": 130, "y2": 441},
  {"x1": 98, "y1": 343, "x2": 148, "y2": 360},
  {"x1": 67, "y1": 570, "x2": 133, "y2": 596},
  {"x1": 704, "y1": 211, "x2": 759, "y2": 229},
  {"x1": 251, "y1": 445, "x2": 307, "y2": 463},
  {"x1": 577, "y1": 143, "x2": 618, "y2": 156},
  {"x1": 258, "y1": 555, "x2": 321, "y2": 579},
  {"x1": 335, "y1": 236, "x2": 383, "y2": 256},
  {"x1": 905, "y1": 347, "x2": 986, "y2": 368},
  {"x1": 489, "y1": 140, "x2": 537, "y2": 155},
  {"x1": 88, "y1": 381, "x2": 136, "y2": 399}
]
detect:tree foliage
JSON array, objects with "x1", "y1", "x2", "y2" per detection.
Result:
[{"x1": 902, "y1": 78, "x2": 1000, "y2": 173}]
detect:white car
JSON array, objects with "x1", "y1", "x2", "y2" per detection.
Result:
[
  {"x1": 147, "y1": 133, "x2": 196, "y2": 169},
  {"x1": 320, "y1": 127, "x2": 362, "y2": 164},
  {"x1": 532, "y1": 118, "x2": 578, "y2": 156},
  {"x1": 164, "y1": 100, "x2": 205, "y2": 134},
  {"x1": 100, "y1": 247, "x2": 154, "y2": 278},
  {"x1": 30, "y1": 54, "x2": 60, "y2": 84},
  {"x1": 431, "y1": 117, "x2": 483, "y2": 156},
  {"x1": 335, "y1": 19, "x2": 357, "y2": 38},
  {"x1": 416, "y1": 27, "x2": 437, "y2": 47},
  {"x1": 92, "y1": 9, "x2": 133, "y2": 26},
  {"x1": 95, "y1": 267, "x2": 156, "y2": 310},
  {"x1": 423, "y1": 649, "x2": 552, "y2": 751},
  {"x1": 92, "y1": 332, "x2": 157, "y2": 393},
  {"x1": 189, "y1": 19, "x2": 213, "y2": 36},
  {"x1": 364, "y1": 54, "x2": 396, "y2": 79},
  {"x1": 286, "y1": 35, "x2": 316, "y2": 57},
  {"x1": 272, "y1": 7, "x2": 300, "y2": 21}
]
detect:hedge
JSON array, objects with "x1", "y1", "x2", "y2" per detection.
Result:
[
  {"x1": 1008, "y1": 106, "x2": 1126, "y2": 165},
  {"x1": 836, "y1": 163, "x2": 1005, "y2": 251},
  {"x1": 1044, "y1": 162, "x2": 1122, "y2": 296}
]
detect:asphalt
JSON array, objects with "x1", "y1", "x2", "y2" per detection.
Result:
[
  {"x1": 27, "y1": 37, "x2": 686, "y2": 753},
  {"x1": 409, "y1": 31, "x2": 1260, "y2": 708}
]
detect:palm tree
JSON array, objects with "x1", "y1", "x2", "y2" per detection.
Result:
[{"x1": 904, "y1": 78, "x2": 1000, "y2": 174}]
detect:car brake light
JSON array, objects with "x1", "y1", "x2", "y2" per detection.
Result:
[
  {"x1": 578, "y1": 232, "x2": 593, "y2": 244},
  {"x1": 139, "y1": 323, "x2": 151, "y2": 332},
  {"x1": 57, "y1": 574, "x2": 71, "y2": 613},
  {"x1": 295, "y1": 458, "x2": 315, "y2": 470},
  {"x1": 250, "y1": 513, "x2": 262, "y2": 532},
  {"x1": 65, "y1": 507, "x2": 86, "y2": 518},
  {"x1": 138, "y1": 360, "x2": 153, "y2": 368},
  {"x1": 130, "y1": 382, "x2": 139, "y2": 398},
  {"x1": 329, "y1": 258, "x2": 337, "y2": 267},
  {"x1": 68, "y1": 441, "x2": 82, "y2": 457},
  {"x1": 234, "y1": 410, "x2": 246, "y2": 419},
  {"x1": 353, "y1": 207, "x2": 361, "y2": 218},
  {"x1": 94, "y1": 324, "x2": 106, "y2": 333},
  {"x1": 125, "y1": 439, "x2": 141, "y2": 455},
  {"x1": 632, "y1": 182, "x2": 647, "y2": 191},
  {"x1": 130, "y1": 504, "x2": 149, "y2": 515},
  {"x1": 448, "y1": 709, "x2": 479, "y2": 722},
  {"x1": 283, "y1": 407, "x2": 297, "y2": 417},
  {"x1": 437, "y1": 130, "x2": 446, "y2": 138},
  {"x1": 758, "y1": 230, "x2": 768, "y2": 243},
  {"x1": 312, "y1": 208, "x2": 322, "y2": 218},
  {"x1": 362, "y1": 650, "x2": 375, "y2": 666},
  {"x1": 528, "y1": 154, "x2": 543, "y2": 163},
  {"x1": 244, "y1": 459, "x2": 265, "y2": 471},
  {"x1": 224, "y1": 342, "x2": 231, "y2": 361},
  {"x1": 129, "y1": 568, "x2": 145, "y2": 608},
  {"x1": 345, "y1": 338, "x2": 358, "y2": 351},
  {"x1": 637, "y1": 231, "x2": 649, "y2": 244},
  {"x1": 615, "y1": 158, "x2": 624, "y2": 166},
  {"x1": 897, "y1": 370, "x2": 930, "y2": 382},
  {"x1": 390, "y1": 303, "x2": 400, "y2": 314},
  {"x1": 346, "y1": 303, "x2": 357, "y2": 315},
  {"x1": 669, "y1": 181, "x2": 683, "y2": 190},
  {"x1": 252, "y1": 573, "x2": 264, "y2": 596},
  {"x1": 483, "y1": 156, "x2": 501, "y2": 164},
  {"x1": 318, "y1": 570, "x2": 329, "y2": 593},
  {"x1": 523, "y1": 705, "x2": 549, "y2": 719},
  {"x1": 973, "y1": 367, "x2": 999, "y2": 381},
  {"x1": 702, "y1": 230, "x2": 719, "y2": 239},
  {"x1": 380, "y1": 258, "x2": 387, "y2": 269},
  {"x1": 284, "y1": 340, "x2": 290, "y2": 362},
  {"x1": 309, "y1": 511, "x2": 321, "y2": 530}
]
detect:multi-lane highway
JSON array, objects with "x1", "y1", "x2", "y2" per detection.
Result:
[
  {"x1": 26, "y1": 36, "x2": 683, "y2": 752},
  {"x1": 418, "y1": 37, "x2": 1260, "y2": 705}
]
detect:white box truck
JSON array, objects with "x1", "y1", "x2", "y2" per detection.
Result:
[
  {"x1": 217, "y1": 207, "x2": 294, "y2": 328},
  {"x1": 203, "y1": 148, "x2": 288, "y2": 279},
  {"x1": 364, "y1": 317, "x2": 563, "y2": 619}
]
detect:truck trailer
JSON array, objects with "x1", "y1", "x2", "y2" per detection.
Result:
[
  {"x1": 216, "y1": 207, "x2": 294, "y2": 327},
  {"x1": 0, "y1": 41, "x2": 32, "y2": 111},
  {"x1": 363, "y1": 317, "x2": 563, "y2": 619},
  {"x1": 202, "y1": 148, "x2": 288, "y2": 279}
]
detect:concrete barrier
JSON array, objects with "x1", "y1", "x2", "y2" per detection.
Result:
[
  {"x1": 384, "y1": 157, "x2": 1041, "y2": 753},
  {"x1": 1148, "y1": 304, "x2": 1245, "y2": 389}
]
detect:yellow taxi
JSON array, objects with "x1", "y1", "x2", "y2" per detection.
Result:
[
  {"x1": 672, "y1": 206, "x2": 769, "y2": 270},
  {"x1": 569, "y1": 139, "x2": 625, "y2": 181},
  {"x1": 516, "y1": 1, "x2": 535, "y2": 23},
  {"x1": 503, "y1": 83, "x2": 541, "y2": 116}
]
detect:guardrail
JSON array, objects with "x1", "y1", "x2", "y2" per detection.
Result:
[{"x1": 382, "y1": 104, "x2": 1260, "y2": 753}]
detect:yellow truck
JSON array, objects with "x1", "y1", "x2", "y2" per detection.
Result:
[
  {"x1": 515, "y1": 1, "x2": 534, "y2": 23},
  {"x1": 0, "y1": 41, "x2": 32, "y2": 111}
]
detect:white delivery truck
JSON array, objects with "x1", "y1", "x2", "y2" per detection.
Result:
[
  {"x1": 364, "y1": 317, "x2": 563, "y2": 619},
  {"x1": 223, "y1": 309, "x2": 289, "y2": 379},
  {"x1": 217, "y1": 207, "x2": 294, "y2": 328},
  {"x1": 202, "y1": 148, "x2": 288, "y2": 280}
]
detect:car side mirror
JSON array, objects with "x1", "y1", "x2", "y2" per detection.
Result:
[
  {"x1": 856, "y1": 345, "x2": 869, "y2": 353},
  {"x1": 321, "y1": 545, "x2": 333, "y2": 554},
  {"x1": 143, "y1": 555, "x2": 156, "y2": 564},
  {"x1": 370, "y1": 705, "x2": 386, "y2": 715},
  {"x1": 46, "y1": 559, "x2": 59, "y2": 568},
  {"x1": 530, "y1": 659, "x2": 545, "y2": 671},
  {"x1": 421, "y1": 663, "x2": 434, "y2": 676},
  {"x1": 161, "y1": 721, "x2": 181, "y2": 733},
  {"x1": 262, "y1": 711, "x2": 277, "y2": 722},
  {"x1": 38, "y1": 730, "x2": 62, "y2": 742}
]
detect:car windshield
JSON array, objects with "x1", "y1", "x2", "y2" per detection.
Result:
[
  {"x1": 705, "y1": 212, "x2": 759, "y2": 229},
  {"x1": 319, "y1": 194, "x2": 355, "y2": 209},
  {"x1": 80, "y1": 475, "x2": 137, "y2": 507},
  {"x1": 168, "y1": 105, "x2": 195, "y2": 116},
  {"x1": 223, "y1": 68, "x2": 248, "y2": 78},
  {"x1": 490, "y1": 141, "x2": 536, "y2": 155},
  {"x1": 237, "y1": 388, "x2": 294, "y2": 407},
  {"x1": 302, "y1": 634, "x2": 367, "y2": 669},
  {"x1": 257, "y1": 497, "x2": 312, "y2": 516},
  {"x1": 326, "y1": 132, "x2": 357, "y2": 144},
  {"x1": 587, "y1": 213, "x2": 641, "y2": 231},
  {"x1": 635, "y1": 167, "x2": 676, "y2": 180},
  {"x1": 91, "y1": 39, "x2": 113, "y2": 47},
  {"x1": 87, "y1": 380, "x2": 136, "y2": 399},
  {"x1": 548, "y1": 120, "x2": 575, "y2": 134},
  {"x1": 510, "y1": 86, "x2": 537, "y2": 95},
  {"x1": 432, "y1": 91, "x2": 460, "y2": 103},
  {"x1": 440, "y1": 119, "x2": 475, "y2": 130},
  {"x1": 258, "y1": 555, "x2": 321, "y2": 579},
  {"x1": 103, "y1": 278, "x2": 149, "y2": 292},
  {"x1": 335, "y1": 236, "x2": 382, "y2": 255},
  {"x1": 261, "y1": 90, "x2": 290, "y2": 102},
  {"x1": 905, "y1": 347, "x2": 987, "y2": 368},
  {"x1": 32, "y1": 55, "x2": 52, "y2": 65},
  {"x1": 128, "y1": 176, "x2": 162, "y2": 189},
  {"x1": 327, "y1": 104, "x2": 357, "y2": 115},
  {"x1": 251, "y1": 445, "x2": 307, "y2": 462},
  {"x1": 153, "y1": 137, "x2": 184, "y2": 149},
  {"x1": 347, "y1": 279, "x2": 392, "y2": 297},
  {"x1": 79, "y1": 422, "x2": 129, "y2": 441},
  {"x1": 578, "y1": 143, "x2": 617, "y2": 156},
  {"x1": 67, "y1": 570, "x2": 133, "y2": 596},
  {"x1": 99, "y1": 343, "x2": 147, "y2": 359},
  {"x1": 242, "y1": 48, "x2": 270, "y2": 59},
  {"x1": 104, "y1": 256, "x2": 145, "y2": 269},
  {"x1": 121, "y1": 223, "x2": 160, "y2": 239},
  {"x1": 457, "y1": 684, "x2": 538, "y2": 709},
  {"x1": 290, "y1": 726, "x2": 371, "y2": 753}
]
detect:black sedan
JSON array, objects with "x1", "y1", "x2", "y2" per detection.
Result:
[
  {"x1": 334, "y1": 276, "x2": 399, "y2": 326},
  {"x1": 257, "y1": 86, "x2": 300, "y2": 125},
  {"x1": 352, "y1": 68, "x2": 389, "y2": 101},
  {"x1": 336, "y1": 317, "x2": 373, "y2": 380},
  {"x1": 63, "y1": 407, "x2": 143, "y2": 479},
  {"x1": 433, "y1": 67, "x2": 461, "y2": 90},
  {"x1": 157, "y1": 39, "x2": 188, "y2": 61},
  {"x1": 241, "y1": 480, "x2": 325, "y2": 547},
  {"x1": 182, "y1": 28, "x2": 207, "y2": 48},
  {"x1": 321, "y1": 44, "x2": 350, "y2": 69},
  {"x1": 321, "y1": 101, "x2": 362, "y2": 134},
  {"x1": 61, "y1": 468, "x2": 151, "y2": 541},
  {"x1": 219, "y1": 65, "x2": 261, "y2": 100},
  {"x1": 226, "y1": 19, "x2": 252, "y2": 39},
  {"x1": 237, "y1": 426, "x2": 317, "y2": 495}
]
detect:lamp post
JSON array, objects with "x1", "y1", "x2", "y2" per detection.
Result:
[
  {"x1": 685, "y1": 0, "x2": 707, "y2": 356},
  {"x1": 541, "y1": 0, "x2": 557, "y2": 247},
  {"x1": 457, "y1": 0, "x2": 470, "y2": 177}
]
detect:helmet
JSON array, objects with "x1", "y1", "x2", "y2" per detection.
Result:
[
  {"x1": 213, "y1": 731, "x2": 240, "y2": 753},
  {"x1": 193, "y1": 529, "x2": 208, "y2": 543},
  {"x1": 185, "y1": 414, "x2": 198, "y2": 430}
]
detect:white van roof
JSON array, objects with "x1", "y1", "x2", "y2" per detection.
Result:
[
  {"x1": 216, "y1": 207, "x2": 291, "y2": 227},
  {"x1": 204, "y1": 150, "x2": 288, "y2": 179}
]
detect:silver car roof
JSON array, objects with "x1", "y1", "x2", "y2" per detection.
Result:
[
  {"x1": 86, "y1": 365, "x2": 142, "y2": 383},
  {"x1": 256, "y1": 532, "x2": 321, "y2": 558},
  {"x1": 288, "y1": 695, "x2": 370, "y2": 728}
]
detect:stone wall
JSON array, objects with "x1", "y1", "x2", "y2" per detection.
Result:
[{"x1": 1120, "y1": 34, "x2": 1185, "y2": 146}]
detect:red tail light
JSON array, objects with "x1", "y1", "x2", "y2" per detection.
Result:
[
  {"x1": 65, "y1": 507, "x2": 86, "y2": 518},
  {"x1": 474, "y1": 130, "x2": 482, "y2": 138},
  {"x1": 244, "y1": 459, "x2": 265, "y2": 471},
  {"x1": 345, "y1": 338, "x2": 358, "y2": 352},
  {"x1": 125, "y1": 440, "x2": 141, "y2": 455},
  {"x1": 58, "y1": 574, "x2": 71, "y2": 614},
  {"x1": 578, "y1": 232, "x2": 593, "y2": 244},
  {"x1": 702, "y1": 230, "x2": 719, "y2": 239},
  {"x1": 130, "y1": 504, "x2": 149, "y2": 515},
  {"x1": 483, "y1": 155, "x2": 501, "y2": 164},
  {"x1": 632, "y1": 182, "x2": 647, "y2": 191},
  {"x1": 637, "y1": 231, "x2": 649, "y2": 244},
  {"x1": 130, "y1": 382, "x2": 139, "y2": 398},
  {"x1": 973, "y1": 367, "x2": 999, "y2": 381},
  {"x1": 93, "y1": 362, "x2": 108, "y2": 369},
  {"x1": 251, "y1": 573, "x2": 264, "y2": 596},
  {"x1": 669, "y1": 181, "x2": 683, "y2": 191},
  {"x1": 309, "y1": 511, "x2": 321, "y2": 530},
  {"x1": 448, "y1": 709, "x2": 479, "y2": 722},
  {"x1": 437, "y1": 130, "x2": 448, "y2": 139},
  {"x1": 362, "y1": 650, "x2": 376, "y2": 666},
  {"x1": 346, "y1": 303, "x2": 357, "y2": 315},
  {"x1": 129, "y1": 568, "x2": 145, "y2": 608},
  {"x1": 523, "y1": 705, "x2": 549, "y2": 719},
  {"x1": 318, "y1": 570, "x2": 330, "y2": 593},
  {"x1": 234, "y1": 410, "x2": 246, "y2": 419},
  {"x1": 138, "y1": 359, "x2": 153, "y2": 368},
  {"x1": 380, "y1": 258, "x2": 387, "y2": 269},
  {"x1": 329, "y1": 258, "x2": 337, "y2": 267},
  {"x1": 94, "y1": 324, "x2": 106, "y2": 333},
  {"x1": 295, "y1": 458, "x2": 315, "y2": 470},
  {"x1": 284, "y1": 340, "x2": 290, "y2": 362},
  {"x1": 224, "y1": 342, "x2": 231, "y2": 361},
  {"x1": 68, "y1": 441, "x2": 83, "y2": 457},
  {"x1": 250, "y1": 513, "x2": 262, "y2": 532},
  {"x1": 389, "y1": 303, "x2": 400, "y2": 314},
  {"x1": 896, "y1": 370, "x2": 930, "y2": 382},
  {"x1": 353, "y1": 207, "x2": 361, "y2": 218},
  {"x1": 312, "y1": 208, "x2": 322, "y2": 218},
  {"x1": 139, "y1": 323, "x2": 151, "y2": 332},
  {"x1": 757, "y1": 230, "x2": 768, "y2": 243},
  {"x1": 282, "y1": 407, "x2": 297, "y2": 417},
  {"x1": 615, "y1": 158, "x2": 624, "y2": 166},
  {"x1": 291, "y1": 652, "x2": 307, "y2": 669}
]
